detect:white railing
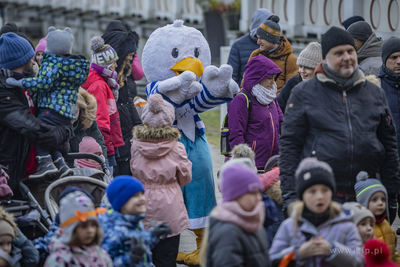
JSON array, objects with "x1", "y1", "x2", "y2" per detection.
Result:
[
  {"x1": 70, "y1": 0, "x2": 91, "y2": 12},
  {"x1": 88, "y1": 0, "x2": 108, "y2": 14},
  {"x1": 153, "y1": 0, "x2": 182, "y2": 21},
  {"x1": 181, "y1": 0, "x2": 204, "y2": 24},
  {"x1": 28, "y1": 0, "x2": 51, "y2": 7},
  {"x1": 242, "y1": 0, "x2": 400, "y2": 40},
  {"x1": 129, "y1": 0, "x2": 155, "y2": 19}
]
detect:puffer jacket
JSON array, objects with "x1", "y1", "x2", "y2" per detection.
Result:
[
  {"x1": 227, "y1": 34, "x2": 260, "y2": 86},
  {"x1": 81, "y1": 69, "x2": 124, "y2": 157},
  {"x1": 44, "y1": 234, "x2": 112, "y2": 267},
  {"x1": 11, "y1": 228, "x2": 39, "y2": 267},
  {"x1": 228, "y1": 56, "x2": 283, "y2": 169},
  {"x1": 357, "y1": 32, "x2": 383, "y2": 76},
  {"x1": 130, "y1": 126, "x2": 192, "y2": 237},
  {"x1": 98, "y1": 209, "x2": 158, "y2": 267},
  {"x1": 22, "y1": 53, "x2": 90, "y2": 119},
  {"x1": 205, "y1": 214, "x2": 270, "y2": 267},
  {"x1": 379, "y1": 65, "x2": 400, "y2": 159},
  {"x1": 374, "y1": 219, "x2": 400, "y2": 264},
  {"x1": 269, "y1": 207, "x2": 364, "y2": 267},
  {"x1": 246, "y1": 36, "x2": 298, "y2": 94},
  {"x1": 0, "y1": 68, "x2": 70, "y2": 194},
  {"x1": 279, "y1": 63, "x2": 400, "y2": 210}
]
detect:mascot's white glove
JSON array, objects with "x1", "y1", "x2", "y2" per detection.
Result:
[
  {"x1": 201, "y1": 64, "x2": 239, "y2": 99},
  {"x1": 157, "y1": 71, "x2": 202, "y2": 105}
]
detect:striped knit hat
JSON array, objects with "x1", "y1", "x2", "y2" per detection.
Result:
[
  {"x1": 354, "y1": 171, "x2": 387, "y2": 212},
  {"x1": 90, "y1": 36, "x2": 119, "y2": 67},
  {"x1": 256, "y1": 15, "x2": 281, "y2": 44}
]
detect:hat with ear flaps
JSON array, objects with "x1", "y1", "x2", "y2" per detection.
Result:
[
  {"x1": 45, "y1": 26, "x2": 74, "y2": 55},
  {"x1": 141, "y1": 94, "x2": 175, "y2": 127}
]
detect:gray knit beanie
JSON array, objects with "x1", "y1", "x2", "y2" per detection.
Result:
[
  {"x1": 45, "y1": 26, "x2": 74, "y2": 55},
  {"x1": 343, "y1": 202, "x2": 375, "y2": 226},
  {"x1": 256, "y1": 15, "x2": 281, "y2": 44},
  {"x1": 354, "y1": 171, "x2": 387, "y2": 210},
  {"x1": 347, "y1": 21, "x2": 372, "y2": 42},
  {"x1": 381, "y1": 36, "x2": 400, "y2": 65},
  {"x1": 296, "y1": 42, "x2": 322, "y2": 69}
]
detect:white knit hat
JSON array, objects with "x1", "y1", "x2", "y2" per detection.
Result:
[
  {"x1": 59, "y1": 191, "x2": 101, "y2": 244},
  {"x1": 296, "y1": 42, "x2": 322, "y2": 69}
]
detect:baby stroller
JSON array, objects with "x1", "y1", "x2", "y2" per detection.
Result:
[{"x1": 1, "y1": 153, "x2": 110, "y2": 240}]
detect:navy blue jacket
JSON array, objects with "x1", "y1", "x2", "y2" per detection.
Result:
[
  {"x1": 227, "y1": 34, "x2": 259, "y2": 86},
  {"x1": 379, "y1": 65, "x2": 400, "y2": 160},
  {"x1": 277, "y1": 73, "x2": 302, "y2": 113}
]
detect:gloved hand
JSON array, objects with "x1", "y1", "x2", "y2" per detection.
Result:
[
  {"x1": 129, "y1": 236, "x2": 146, "y2": 265},
  {"x1": 150, "y1": 222, "x2": 171, "y2": 240},
  {"x1": 6, "y1": 78, "x2": 23, "y2": 88},
  {"x1": 37, "y1": 124, "x2": 73, "y2": 154}
]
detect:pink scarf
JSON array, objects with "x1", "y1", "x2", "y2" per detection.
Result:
[
  {"x1": 211, "y1": 200, "x2": 265, "y2": 233},
  {"x1": 90, "y1": 63, "x2": 120, "y2": 91},
  {"x1": 74, "y1": 136, "x2": 105, "y2": 171}
]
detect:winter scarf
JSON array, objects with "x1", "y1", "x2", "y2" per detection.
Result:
[
  {"x1": 74, "y1": 136, "x2": 105, "y2": 171},
  {"x1": 322, "y1": 63, "x2": 360, "y2": 90},
  {"x1": 302, "y1": 206, "x2": 330, "y2": 227},
  {"x1": 211, "y1": 200, "x2": 265, "y2": 233},
  {"x1": 252, "y1": 83, "x2": 277, "y2": 105},
  {"x1": 381, "y1": 64, "x2": 400, "y2": 80},
  {"x1": 90, "y1": 63, "x2": 120, "y2": 91}
]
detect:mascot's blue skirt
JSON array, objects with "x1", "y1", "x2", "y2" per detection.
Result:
[{"x1": 179, "y1": 132, "x2": 217, "y2": 229}]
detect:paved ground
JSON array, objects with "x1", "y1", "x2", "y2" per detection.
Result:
[
  {"x1": 177, "y1": 143, "x2": 224, "y2": 267},
  {"x1": 176, "y1": 143, "x2": 400, "y2": 266}
]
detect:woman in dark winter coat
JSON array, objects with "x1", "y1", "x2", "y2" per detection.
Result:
[
  {"x1": 277, "y1": 42, "x2": 322, "y2": 113},
  {"x1": 68, "y1": 89, "x2": 107, "y2": 166},
  {"x1": 228, "y1": 55, "x2": 282, "y2": 170},
  {"x1": 102, "y1": 20, "x2": 142, "y2": 176},
  {"x1": 200, "y1": 159, "x2": 270, "y2": 267}
]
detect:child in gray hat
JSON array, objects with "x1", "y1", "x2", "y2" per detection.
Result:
[
  {"x1": 342, "y1": 202, "x2": 375, "y2": 244},
  {"x1": 354, "y1": 171, "x2": 400, "y2": 263}
]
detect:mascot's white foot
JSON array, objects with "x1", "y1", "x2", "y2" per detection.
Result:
[{"x1": 202, "y1": 64, "x2": 240, "y2": 99}]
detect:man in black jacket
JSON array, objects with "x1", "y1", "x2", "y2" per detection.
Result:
[
  {"x1": 0, "y1": 33, "x2": 72, "y2": 197},
  {"x1": 279, "y1": 27, "x2": 400, "y2": 219}
]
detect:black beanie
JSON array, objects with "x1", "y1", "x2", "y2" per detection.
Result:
[
  {"x1": 256, "y1": 15, "x2": 281, "y2": 44},
  {"x1": 381, "y1": 36, "x2": 400, "y2": 65},
  {"x1": 342, "y1": 15, "x2": 365, "y2": 30},
  {"x1": 295, "y1": 157, "x2": 336, "y2": 199},
  {"x1": 321, "y1": 26, "x2": 355, "y2": 59}
]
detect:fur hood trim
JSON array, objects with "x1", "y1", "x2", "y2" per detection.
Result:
[
  {"x1": 133, "y1": 125, "x2": 181, "y2": 140},
  {"x1": 265, "y1": 182, "x2": 282, "y2": 205}
]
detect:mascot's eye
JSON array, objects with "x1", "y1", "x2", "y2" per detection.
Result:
[
  {"x1": 171, "y1": 48, "x2": 179, "y2": 58},
  {"x1": 194, "y1": 48, "x2": 199, "y2": 58}
]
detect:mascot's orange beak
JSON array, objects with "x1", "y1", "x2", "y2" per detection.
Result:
[{"x1": 170, "y1": 57, "x2": 204, "y2": 77}]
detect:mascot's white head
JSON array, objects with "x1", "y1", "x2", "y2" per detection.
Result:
[{"x1": 142, "y1": 20, "x2": 211, "y2": 83}]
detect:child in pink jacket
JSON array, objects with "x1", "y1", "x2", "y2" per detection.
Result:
[{"x1": 130, "y1": 94, "x2": 192, "y2": 267}]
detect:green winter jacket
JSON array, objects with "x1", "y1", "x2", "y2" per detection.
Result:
[{"x1": 22, "y1": 53, "x2": 90, "y2": 119}]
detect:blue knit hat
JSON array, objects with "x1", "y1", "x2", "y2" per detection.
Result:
[
  {"x1": 354, "y1": 171, "x2": 387, "y2": 210},
  {"x1": 106, "y1": 175, "x2": 145, "y2": 212},
  {"x1": 0, "y1": 32, "x2": 34, "y2": 70}
]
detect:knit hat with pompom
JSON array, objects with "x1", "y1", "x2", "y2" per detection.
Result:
[
  {"x1": 354, "y1": 171, "x2": 387, "y2": 209},
  {"x1": 141, "y1": 94, "x2": 175, "y2": 127},
  {"x1": 364, "y1": 239, "x2": 398, "y2": 267},
  {"x1": 90, "y1": 36, "x2": 119, "y2": 67},
  {"x1": 256, "y1": 15, "x2": 281, "y2": 44}
]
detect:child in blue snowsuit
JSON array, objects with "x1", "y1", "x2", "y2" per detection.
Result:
[
  {"x1": 7, "y1": 26, "x2": 89, "y2": 180},
  {"x1": 99, "y1": 176, "x2": 172, "y2": 267}
]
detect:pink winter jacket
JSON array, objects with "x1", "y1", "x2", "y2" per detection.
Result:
[{"x1": 130, "y1": 126, "x2": 192, "y2": 236}]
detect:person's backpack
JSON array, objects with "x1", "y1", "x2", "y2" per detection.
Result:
[{"x1": 220, "y1": 91, "x2": 252, "y2": 156}]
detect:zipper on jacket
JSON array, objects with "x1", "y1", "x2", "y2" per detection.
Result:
[
  {"x1": 343, "y1": 91, "x2": 354, "y2": 178},
  {"x1": 268, "y1": 105, "x2": 276, "y2": 159}
]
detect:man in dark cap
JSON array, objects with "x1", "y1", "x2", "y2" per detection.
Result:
[
  {"x1": 279, "y1": 26, "x2": 400, "y2": 219},
  {"x1": 342, "y1": 15, "x2": 365, "y2": 29},
  {"x1": 347, "y1": 21, "x2": 383, "y2": 75}
]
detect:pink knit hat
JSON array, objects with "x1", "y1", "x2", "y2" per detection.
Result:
[
  {"x1": 74, "y1": 136, "x2": 105, "y2": 170},
  {"x1": 141, "y1": 94, "x2": 175, "y2": 127},
  {"x1": 35, "y1": 37, "x2": 46, "y2": 53}
]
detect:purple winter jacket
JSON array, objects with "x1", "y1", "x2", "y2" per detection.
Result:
[
  {"x1": 228, "y1": 56, "x2": 283, "y2": 169},
  {"x1": 269, "y1": 207, "x2": 365, "y2": 267}
]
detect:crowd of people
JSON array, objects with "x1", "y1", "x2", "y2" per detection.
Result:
[{"x1": 0, "y1": 7, "x2": 400, "y2": 267}]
